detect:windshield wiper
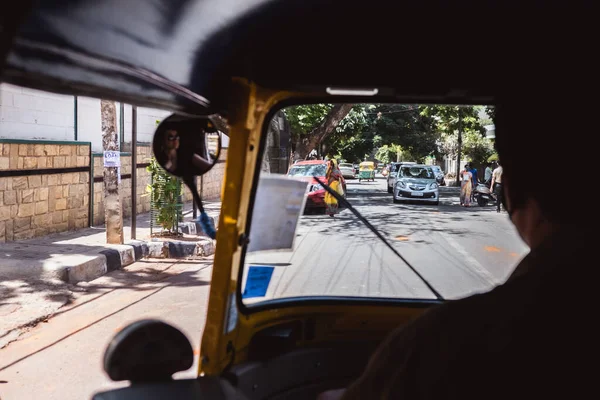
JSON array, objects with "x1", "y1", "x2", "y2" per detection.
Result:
[{"x1": 313, "y1": 175, "x2": 444, "y2": 300}]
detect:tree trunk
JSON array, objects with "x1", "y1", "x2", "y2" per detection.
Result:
[
  {"x1": 101, "y1": 100, "x2": 124, "y2": 244},
  {"x1": 293, "y1": 104, "x2": 354, "y2": 161}
]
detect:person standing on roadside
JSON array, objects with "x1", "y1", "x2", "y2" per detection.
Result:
[
  {"x1": 469, "y1": 163, "x2": 479, "y2": 202},
  {"x1": 484, "y1": 162, "x2": 493, "y2": 185},
  {"x1": 490, "y1": 160, "x2": 504, "y2": 212}
]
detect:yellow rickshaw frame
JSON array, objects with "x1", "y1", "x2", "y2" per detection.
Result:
[{"x1": 199, "y1": 79, "x2": 434, "y2": 376}]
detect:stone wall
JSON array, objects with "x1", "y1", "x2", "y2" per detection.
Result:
[
  {"x1": 0, "y1": 140, "x2": 90, "y2": 242},
  {"x1": 0, "y1": 139, "x2": 226, "y2": 242}
]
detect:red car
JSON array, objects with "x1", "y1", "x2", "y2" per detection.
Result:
[{"x1": 287, "y1": 160, "x2": 347, "y2": 212}]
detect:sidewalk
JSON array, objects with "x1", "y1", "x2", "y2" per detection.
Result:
[
  {"x1": 0, "y1": 200, "x2": 220, "y2": 283},
  {"x1": 0, "y1": 200, "x2": 220, "y2": 348}
]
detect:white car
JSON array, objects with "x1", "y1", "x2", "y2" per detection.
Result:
[
  {"x1": 338, "y1": 163, "x2": 356, "y2": 179},
  {"x1": 393, "y1": 164, "x2": 439, "y2": 205}
]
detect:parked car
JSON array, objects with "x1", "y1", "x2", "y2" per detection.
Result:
[
  {"x1": 431, "y1": 165, "x2": 446, "y2": 186},
  {"x1": 338, "y1": 162, "x2": 356, "y2": 179},
  {"x1": 387, "y1": 161, "x2": 416, "y2": 193},
  {"x1": 393, "y1": 164, "x2": 439, "y2": 205},
  {"x1": 287, "y1": 160, "x2": 347, "y2": 212}
]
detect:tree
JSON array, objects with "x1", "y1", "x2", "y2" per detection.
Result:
[
  {"x1": 485, "y1": 105, "x2": 496, "y2": 123},
  {"x1": 462, "y1": 131, "x2": 495, "y2": 169},
  {"x1": 322, "y1": 104, "x2": 377, "y2": 162},
  {"x1": 369, "y1": 104, "x2": 439, "y2": 160},
  {"x1": 285, "y1": 104, "x2": 354, "y2": 161},
  {"x1": 101, "y1": 100, "x2": 123, "y2": 244}
]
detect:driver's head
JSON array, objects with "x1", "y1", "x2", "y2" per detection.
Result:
[
  {"x1": 164, "y1": 129, "x2": 180, "y2": 150},
  {"x1": 494, "y1": 79, "x2": 590, "y2": 244}
]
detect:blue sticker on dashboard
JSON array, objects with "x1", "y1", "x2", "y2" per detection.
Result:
[{"x1": 242, "y1": 266, "x2": 275, "y2": 299}]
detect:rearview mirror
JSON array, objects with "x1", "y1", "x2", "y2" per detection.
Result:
[
  {"x1": 152, "y1": 114, "x2": 222, "y2": 178},
  {"x1": 152, "y1": 114, "x2": 224, "y2": 239}
]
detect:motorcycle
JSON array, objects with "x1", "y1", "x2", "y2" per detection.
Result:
[{"x1": 473, "y1": 181, "x2": 496, "y2": 207}]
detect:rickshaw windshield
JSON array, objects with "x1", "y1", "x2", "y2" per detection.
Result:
[{"x1": 240, "y1": 103, "x2": 527, "y2": 309}]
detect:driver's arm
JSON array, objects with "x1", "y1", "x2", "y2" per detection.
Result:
[{"x1": 192, "y1": 153, "x2": 213, "y2": 170}]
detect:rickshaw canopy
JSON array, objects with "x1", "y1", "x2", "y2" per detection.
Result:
[{"x1": 359, "y1": 162, "x2": 375, "y2": 170}]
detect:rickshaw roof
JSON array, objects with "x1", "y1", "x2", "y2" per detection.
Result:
[{"x1": 1, "y1": 0, "x2": 581, "y2": 115}]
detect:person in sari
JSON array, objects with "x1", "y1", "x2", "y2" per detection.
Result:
[
  {"x1": 324, "y1": 159, "x2": 343, "y2": 217},
  {"x1": 460, "y1": 163, "x2": 473, "y2": 207}
]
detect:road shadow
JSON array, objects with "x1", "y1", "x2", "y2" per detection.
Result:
[
  {"x1": 0, "y1": 256, "x2": 213, "y2": 313},
  {"x1": 296, "y1": 185, "x2": 504, "y2": 244}
]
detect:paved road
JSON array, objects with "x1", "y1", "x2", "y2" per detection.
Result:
[
  {"x1": 0, "y1": 179, "x2": 527, "y2": 400},
  {"x1": 0, "y1": 260, "x2": 213, "y2": 400},
  {"x1": 244, "y1": 178, "x2": 528, "y2": 303}
]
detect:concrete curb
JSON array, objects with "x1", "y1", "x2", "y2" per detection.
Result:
[
  {"x1": 57, "y1": 237, "x2": 216, "y2": 284},
  {"x1": 177, "y1": 215, "x2": 219, "y2": 236}
]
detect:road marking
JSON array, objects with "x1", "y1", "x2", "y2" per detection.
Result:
[
  {"x1": 443, "y1": 232, "x2": 497, "y2": 286},
  {"x1": 484, "y1": 246, "x2": 501, "y2": 252}
]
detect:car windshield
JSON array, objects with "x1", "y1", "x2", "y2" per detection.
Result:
[
  {"x1": 400, "y1": 166, "x2": 435, "y2": 179},
  {"x1": 339, "y1": 163, "x2": 353, "y2": 168},
  {"x1": 242, "y1": 103, "x2": 527, "y2": 307},
  {"x1": 288, "y1": 164, "x2": 327, "y2": 176}
]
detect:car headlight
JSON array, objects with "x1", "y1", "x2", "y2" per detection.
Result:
[
  {"x1": 397, "y1": 181, "x2": 406, "y2": 188},
  {"x1": 310, "y1": 183, "x2": 323, "y2": 192},
  {"x1": 429, "y1": 182, "x2": 438, "y2": 190}
]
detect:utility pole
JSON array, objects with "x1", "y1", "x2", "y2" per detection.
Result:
[
  {"x1": 101, "y1": 100, "x2": 123, "y2": 244},
  {"x1": 131, "y1": 105, "x2": 137, "y2": 240},
  {"x1": 455, "y1": 107, "x2": 463, "y2": 186}
]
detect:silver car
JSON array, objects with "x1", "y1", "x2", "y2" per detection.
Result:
[{"x1": 393, "y1": 164, "x2": 439, "y2": 205}]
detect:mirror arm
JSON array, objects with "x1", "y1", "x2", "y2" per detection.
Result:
[{"x1": 183, "y1": 175, "x2": 217, "y2": 239}]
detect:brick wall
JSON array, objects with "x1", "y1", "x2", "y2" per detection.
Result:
[{"x1": 0, "y1": 141, "x2": 90, "y2": 242}]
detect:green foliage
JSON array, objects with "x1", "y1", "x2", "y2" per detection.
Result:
[
  {"x1": 420, "y1": 105, "x2": 486, "y2": 159},
  {"x1": 324, "y1": 105, "x2": 379, "y2": 162},
  {"x1": 285, "y1": 104, "x2": 334, "y2": 138},
  {"x1": 146, "y1": 157, "x2": 182, "y2": 233},
  {"x1": 462, "y1": 131, "x2": 495, "y2": 167},
  {"x1": 284, "y1": 103, "x2": 490, "y2": 164},
  {"x1": 367, "y1": 104, "x2": 438, "y2": 160},
  {"x1": 485, "y1": 106, "x2": 496, "y2": 123}
]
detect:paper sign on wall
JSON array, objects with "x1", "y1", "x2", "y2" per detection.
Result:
[{"x1": 103, "y1": 151, "x2": 121, "y2": 167}]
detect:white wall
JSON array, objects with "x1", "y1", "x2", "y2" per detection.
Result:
[
  {"x1": 0, "y1": 84, "x2": 226, "y2": 151},
  {"x1": 0, "y1": 83, "x2": 75, "y2": 140},
  {"x1": 137, "y1": 107, "x2": 171, "y2": 144},
  {"x1": 76, "y1": 96, "x2": 102, "y2": 151}
]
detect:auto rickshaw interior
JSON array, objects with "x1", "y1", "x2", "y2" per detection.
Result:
[{"x1": 0, "y1": 0, "x2": 592, "y2": 399}]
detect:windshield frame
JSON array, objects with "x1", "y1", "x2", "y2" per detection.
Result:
[{"x1": 235, "y1": 101, "x2": 450, "y2": 315}]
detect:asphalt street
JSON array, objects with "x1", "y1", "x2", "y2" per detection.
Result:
[{"x1": 244, "y1": 178, "x2": 528, "y2": 303}]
